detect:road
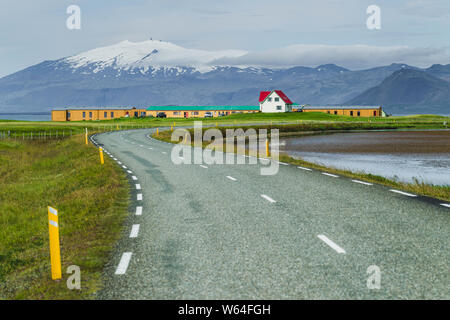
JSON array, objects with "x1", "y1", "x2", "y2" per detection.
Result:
[{"x1": 92, "y1": 129, "x2": 449, "y2": 299}]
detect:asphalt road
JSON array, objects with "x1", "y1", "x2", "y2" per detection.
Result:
[{"x1": 93, "y1": 129, "x2": 449, "y2": 299}]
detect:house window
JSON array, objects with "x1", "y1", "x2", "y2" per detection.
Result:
[
  {"x1": 267, "y1": 98, "x2": 272, "y2": 102},
  {"x1": 334, "y1": 111, "x2": 337, "y2": 115},
  {"x1": 134, "y1": 111, "x2": 138, "y2": 117},
  {"x1": 173, "y1": 112, "x2": 180, "y2": 115},
  {"x1": 67, "y1": 112, "x2": 71, "y2": 119},
  {"x1": 350, "y1": 111, "x2": 354, "y2": 116},
  {"x1": 327, "y1": 111, "x2": 330, "y2": 114},
  {"x1": 357, "y1": 111, "x2": 361, "y2": 116},
  {"x1": 104, "y1": 112, "x2": 107, "y2": 118},
  {"x1": 82, "y1": 111, "x2": 86, "y2": 118},
  {"x1": 373, "y1": 111, "x2": 377, "y2": 116},
  {"x1": 89, "y1": 112, "x2": 92, "y2": 118},
  {"x1": 276, "y1": 105, "x2": 282, "y2": 110},
  {"x1": 111, "y1": 112, "x2": 114, "y2": 117},
  {"x1": 275, "y1": 97, "x2": 279, "y2": 102}
]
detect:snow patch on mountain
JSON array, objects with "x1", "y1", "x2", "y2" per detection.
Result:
[{"x1": 65, "y1": 40, "x2": 248, "y2": 73}]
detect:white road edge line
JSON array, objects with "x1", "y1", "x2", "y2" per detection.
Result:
[
  {"x1": 115, "y1": 252, "x2": 132, "y2": 275},
  {"x1": 322, "y1": 172, "x2": 339, "y2": 178},
  {"x1": 439, "y1": 203, "x2": 450, "y2": 208},
  {"x1": 132, "y1": 176, "x2": 138, "y2": 181},
  {"x1": 129, "y1": 224, "x2": 140, "y2": 238},
  {"x1": 199, "y1": 165, "x2": 208, "y2": 169},
  {"x1": 135, "y1": 184, "x2": 141, "y2": 190},
  {"x1": 389, "y1": 189, "x2": 417, "y2": 197},
  {"x1": 226, "y1": 176, "x2": 237, "y2": 181},
  {"x1": 137, "y1": 194, "x2": 143, "y2": 201},
  {"x1": 261, "y1": 194, "x2": 276, "y2": 203},
  {"x1": 135, "y1": 206, "x2": 143, "y2": 216},
  {"x1": 352, "y1": 179, "x2": 373, "y2": 186},
  {"x1": 317, "y1": 235, "x2": 346, "y2": 254},
  {"x1": 297, "y1": 166, "x2": 312, "y2": 171},
  {"x1": 127, "y1": 170, "x2": 132, "y2": 174}
]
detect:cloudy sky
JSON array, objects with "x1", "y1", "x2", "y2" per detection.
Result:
[{"x1": 0, "y1": 0, "x2": 449, "y2": 77}]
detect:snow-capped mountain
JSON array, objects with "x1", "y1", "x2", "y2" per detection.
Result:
[
  {"x1": 0, "y1": 40, "x2": 449, "y2": 115},
  {"x1": 65, "y1": 40, "x2": 247, "y2": 74}
]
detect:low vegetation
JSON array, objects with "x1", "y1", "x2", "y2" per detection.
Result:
[
  {"x1": 153, "y1": 124, "x2": 450, "y2": 202},
  {"x1": 0, "y1": 135, "x2": 129, "y2": 299}
]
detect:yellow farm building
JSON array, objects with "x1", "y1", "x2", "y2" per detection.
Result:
[{"x1": 51, "y1": 90, "x2": 384, "y2": 121}]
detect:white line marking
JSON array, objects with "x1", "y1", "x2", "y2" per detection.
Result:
[
  {"x1": 115, "y1": 252, "x2": 132, "y2": 275},
  {"x1": 226, "y1": 176, "x2": 237, "y2": 181},
  {"x1": 139, "y1": 145, "x2": 143, "y2": 147},
  {"x1": 148, "y1": 147, "x2": 153, "y2": 150},
  {"x1": 127, "y1": 170, "x2": 132, "y2": 174},
  {"x1": 389, "y1": 189, "x2": 417, "y2": 197},
  {"x1": 113, "y1": 158, "x2": 117, "y2": 161},
  {"x1": 136, "y1": 206, "x2": 142, "y2": 216},
  {"x1": 276, "y1": 161, "x2": 289, "y2": 166},
  {"x1": 322, "y1": 172, "x2": 339, "y2": 178},
  {"x1": 261, "y1": 194, "x2": 276, "y2": 203},
  {"x1": 297, "y1": 166, "x2": 312, "y2": 171},
  {"x1": 137, "y1": 193, "x2": 142, "y2": 201},
  {"x1": 199, "y1": 165, "x2": 208, "y2": 169},
  {"x1": 132, "y1": 176, "x2": 138, "y2": 180},
  {"x1": 122, "y1": 165, "x2": 127, "y2": 169},
  {"x1": 317, "y1": 235, "x2": 346, "y2": 254},
  {"x1": 440, "y1": 203, "x2": 450, "y2": 208},
  {"x1": 130, "y1": 224, "x2": 140, "y2": 238},
  {"x1": 135, "y1": 184, "x2": 141, "y2": 190},
  {"x1": 179, "y1": 156, "x2": 184, "y2": 160},
  {"x1": 352, "y1": 179, "x2": 373, "y2": 186},
  {"x1": 117, "y1": 161, "x2": 122, "y2": 165},
  {"x1": 162, "y1": 151, "x2": 167, "y2": 154}
]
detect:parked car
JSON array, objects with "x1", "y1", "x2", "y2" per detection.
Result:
[
  {"x1": 204, "y1": 112, "x2": 213, "y2": 118},
  {"x1": 156, "y1": 112, "x2": 167, "y2": 118}
]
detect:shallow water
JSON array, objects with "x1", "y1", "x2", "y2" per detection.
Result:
[{"x1": 280, "y1": 130, "x2": 450, "y2": 185}]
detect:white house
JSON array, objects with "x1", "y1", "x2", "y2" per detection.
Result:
[{"x1": 259, "y1": 90, "x2": 294, "y2": 113}]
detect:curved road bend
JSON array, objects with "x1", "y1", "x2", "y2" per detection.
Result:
[{"x1": 93, "y1": 129, "x2": 449, "y2": 299}]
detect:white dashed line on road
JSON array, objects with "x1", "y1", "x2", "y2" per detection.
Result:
[
  {"x1": 122, "y1": 165, "x2": 127, "y2": 169},
  {"x1": 135, "y1": 184, "x2": 141, "y2": 190},
  {"x1": 113, "y1": 158, "x2": 118, "y2": 161},
  {"x1": 389, "y1": 189, "x2": 417, "y2": 197},
  {"x1": 352, "y1": 179, "x2": 373, "y2": 186},
  {"x1": 162, "y1": 151, "x2": 167, "y2": 154},
  {"x1": 132, "y1": 176, "x2": 138, "y2": 180},
  {"x1": 118, "y1": 161, "x2": 122, "y2": 165},
  {"x1": 127, "y1": 170, "x2": 132, "y2": 174},
  {"x1": 276, "y1": 161, "x2": 289, "y2": 166},
  {"x1": 440, "y1": 203, "x2": 450, "y2": 208},
  {"x1": 136, "y1": 206, "x2": 143, "y2": 215},
  {"x1": 130, "y1": 224, "x2": 140, "y2": 238},
  {"x1": 317, "y1": 235, "x2": 346, "y2": 254},
  {"x1": 137, "y1": 194, "x2": 143, "y2": 201},
  {"x1": 322, "y1": 172, "x2": 339, "y2": 178},
  {"x1": 115, "y1": 252, "x2": 132, "y2": 275},
  {"x1": 297, "y1": 166, "x2": 312, "y2": 171},
  {"x1": 261, "y1": 194, "x2": 276, "y2": 203},
  {"x1": 199, "y1": 165, "x2": 208, "y2": 169},
  {"x1": 226, "y1": 176, "x2": 237, "y2": 181}
]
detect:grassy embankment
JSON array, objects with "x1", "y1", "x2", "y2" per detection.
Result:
[
  {"x1": 0, "y1": 134, "x2": 129, "y2": 299},
  {"x1": 153, "y1": 122, "x2": 450, "y2": 202}
]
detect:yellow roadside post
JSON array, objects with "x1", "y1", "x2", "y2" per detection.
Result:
[
  {"x1": 99, "y1": 147, "x2": 104, "y2": 164},
  {"x1": 171, "y1": 125, "x2": 173, "y2": 131},
  {"x1": 85, "y1": 128, "x2": 88, "y2": 145},
  {"x1": 47, "y1": 206, "x2": 62, "y2": 280},
  {"x1": 266, "y1": 139, "x2": 270, "y2": 157},
  {"x1": 156, "y1": 128, "x2": 159, "y2": 136},
  {"x1": 116, "y1": 124, "x2": 119, "y2": 130}
]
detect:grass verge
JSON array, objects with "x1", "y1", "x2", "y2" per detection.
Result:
[
  {"x1": 153, "y1": 127, "x2": 449, "y2": 202},
  {"x1": 0, "y1": 135, "x2": 129, "y2": 299}
]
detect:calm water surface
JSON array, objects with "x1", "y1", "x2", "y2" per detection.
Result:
[{"x1": 280, "y1": 130, "x2": 450, "y2": 185}]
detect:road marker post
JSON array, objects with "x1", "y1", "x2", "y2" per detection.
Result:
[
  {"x1": 156, "y1": 128, "x2": 159, "y2": 136},
  {"x1": 99, "y1": 147, "x2": 104, "y2": 164},
  {"x1": 266, "y1": 139, "x2": 270, "y2": 157},
  {"x1": 85, "y1": 128, "x2": 88, "y2": 145},
  {"x1": 47, "y1": 206, "x2": 62, "y2": 280}
]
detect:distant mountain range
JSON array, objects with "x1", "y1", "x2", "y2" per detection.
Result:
[{"x1": 0, "y1": 40, "x2": 449, "y2": 115}]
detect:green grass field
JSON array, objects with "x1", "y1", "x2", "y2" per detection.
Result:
[{"x1": 0, "y1": 136, "x2": 129, "y2": 299}]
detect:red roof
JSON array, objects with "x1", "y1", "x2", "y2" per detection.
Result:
[
  {"x1": 259, "y1": 91, "x2": 271, "y2": 102},
  {"x1": 259, "y1": 90, "x2": 293, "y2": 104}
]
